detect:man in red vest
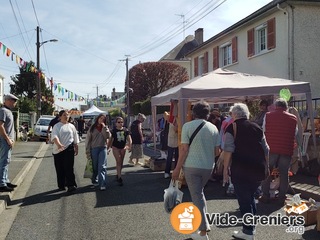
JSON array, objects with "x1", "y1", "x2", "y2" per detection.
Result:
[{"x1": 259, "y1": 98, "x2": 297, "y2": 204}]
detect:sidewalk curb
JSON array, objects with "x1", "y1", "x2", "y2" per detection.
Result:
[{"x1": 0, "y1": 142, "x2": 46, "y2": 215}]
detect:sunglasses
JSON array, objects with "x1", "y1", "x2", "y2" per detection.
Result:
[{"x1": 117, "y1": 121, "x2": 123, "y2": 123}]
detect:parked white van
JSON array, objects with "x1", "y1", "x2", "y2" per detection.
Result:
[{"x1": 34, "y1": 115, "x2": 55, "y2": 140}]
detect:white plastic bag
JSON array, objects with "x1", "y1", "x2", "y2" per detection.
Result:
[{"x1": 164, "y1": 180, "x2": 183, "y2": 213}]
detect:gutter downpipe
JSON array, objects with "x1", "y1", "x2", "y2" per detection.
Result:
[{"x1": 281, "y1": 3, "x2": 294, "y2": 80}]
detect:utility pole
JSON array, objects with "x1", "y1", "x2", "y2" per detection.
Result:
[
  {"x1": 119, "y1": 55, "x2": 130, "y2": 126},
  {"x1": 36, "y1": 26, "x2": 41, "y2": 120},
  {"x1": 96, "y1": 85, "x2": 99, "y2": 106},
  {"x1": 35, "y1": 26, "x2": 58, "y2": 120},
  {"x1": 125, "y1": 55, "x2": 130, "y2": 118}
]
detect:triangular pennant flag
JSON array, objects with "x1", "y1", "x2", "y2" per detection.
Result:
[
  {"x1": 6, "y1": 48, "x2": 11, "y2": 57},
  {"x1": 16, "y1": 55, "x2": 20, "y2": 64},
  {"x1": 2, "y1": 44, "x2": 6, "y2": 55}
]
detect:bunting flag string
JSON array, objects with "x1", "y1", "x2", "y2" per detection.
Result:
[
  {"x1": 0, "y1": 40, "x2": 87, "y2": 104},
  {"x1": 0, "y1": 41, "x2": 33, "y2": 73},
  {"x1": 90, "y1": 93, "x2": 126, "y2": 107},
  {"x1": 52, "y1": 81, "x2": 86, "y2": 103}
]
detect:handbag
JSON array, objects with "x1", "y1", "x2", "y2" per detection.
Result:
[
  {"x1": 83, "y1": 158, "x2": 93, "y2": 178},
  {"x1": 163, "y1": 180, "x2": 184, "y2": 213}
]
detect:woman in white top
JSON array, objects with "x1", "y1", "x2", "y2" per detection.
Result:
[{"x1": 51, "y1": 110, "x2": 79, "y2": 193}]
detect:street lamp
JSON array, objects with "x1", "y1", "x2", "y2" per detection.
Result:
[{"x1": 36, "y1": 26, "x2": 58, "y2": 120}]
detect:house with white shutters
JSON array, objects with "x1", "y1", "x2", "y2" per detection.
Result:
[{"x1": 186, "y1": 0, "x2": 320, "y2": 99}]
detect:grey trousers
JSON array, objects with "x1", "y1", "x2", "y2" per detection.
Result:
[
  {"x1": 183, "y1": 167, "x2": 212, "y2": 232},
  {"x1": 261, "y1": 153, "x2": 292, "y2": 198}
]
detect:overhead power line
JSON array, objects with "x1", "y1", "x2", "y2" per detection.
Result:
[
  {"x1": 9, "y1": 0, "x2": 33, "y2": 60},
  {"x1": 129, "y1": 0, "x2": 226, "y2": 59}
]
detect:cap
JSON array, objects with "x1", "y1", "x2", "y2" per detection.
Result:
[{"x1": 4, "y1": 94, "x2": 19, "y2": 101}]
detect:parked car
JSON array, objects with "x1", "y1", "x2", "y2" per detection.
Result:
[{"x1": 34, "y1": 115, "x2": 55, "y2": 140}]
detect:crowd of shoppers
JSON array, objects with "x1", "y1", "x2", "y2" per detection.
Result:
[{"x1": 9, "y1": 96, "x2": 301, "y2": 239}]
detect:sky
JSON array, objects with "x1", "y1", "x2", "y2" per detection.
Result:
[{"x1": 0, "y1": 0, "x2": 272, "y2": 110}]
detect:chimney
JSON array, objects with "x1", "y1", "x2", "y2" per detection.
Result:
[{"x1": 195, "y1": 28, "x2": 203, "y2": 45}]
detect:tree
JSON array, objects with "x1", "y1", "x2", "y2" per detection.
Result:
[
  {"x1": 127, "y1": 62, "x2": 189, "y2": 113},
  {"x1": 10, "y1": 61, "x2": 54, "y2": 114}
]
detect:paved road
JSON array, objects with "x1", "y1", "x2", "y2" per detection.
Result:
[{"x1": 0, "y1": 139, "x2": 319, "y2": 239}]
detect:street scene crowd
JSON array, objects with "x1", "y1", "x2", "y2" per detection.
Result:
[{"x1": 1, "y1": 91, "x2": 314, "y2": 240}]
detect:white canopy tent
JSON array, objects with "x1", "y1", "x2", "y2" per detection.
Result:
[
  {"x1": 151, "y1": 68, "x2": 317, "y2": 152},
  {"x1": 82, "y1": 105, "x2": 108, "y2": 117}
]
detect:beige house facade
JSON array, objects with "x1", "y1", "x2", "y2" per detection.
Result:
[{"x1": 186, "y1": 0, "x2": 320, "y2": 99}]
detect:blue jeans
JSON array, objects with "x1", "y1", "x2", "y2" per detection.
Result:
[
  {"x1": 165, "y1": 147, "x2": 179, "y2": 174},
  {"x1": 233, "y1": 181, "x2": 260, "y2": 235},
  {"x1": 0, "y1": 138, "x2": 12, "y2": 187},
  {"x1": 261, "y1": 153, "x2": 291, "y2": 198},
  {"x1": 91, "y1": 146, "x2": 107, "y2": 188}
]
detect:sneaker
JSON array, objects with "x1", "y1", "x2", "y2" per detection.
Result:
[
  {"x1": 164, "y1": 173, "x2": 170, "y2": 179},
  {"x1": 67, "y1": 186, "x2": 77, "y2": 193},
  {"x1": 7, "y1": 183, "x2": 18, "y2": 188},
  {"x1": 232, "y1": 230, "x2": 254, "y2": 240},
  {"x1": 117, "y1": 177, "x2": 123, "y2": 186},
  {"x1": 100, "y1": 186, "x2": 106, "y2": 191},
  {"x1": 93, "y1": 183, "x2": 99, "y2": 187},
  {"x1": 0, "y1": 186, "x2": 14, "y2": 192},
  {"x1": 135, "y1": 161, "x2": 141, "y2": 166},
  {"x1": 190, "y1": 231, "x2": 209, "y2": 240}
]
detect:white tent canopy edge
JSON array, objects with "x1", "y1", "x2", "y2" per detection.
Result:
[
  {"x1": 82, "y1": 105, "x2": 108, "y2": 116},
  {"x1": 151, "y1": 68, "x2": 317, "y2": 155}
]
